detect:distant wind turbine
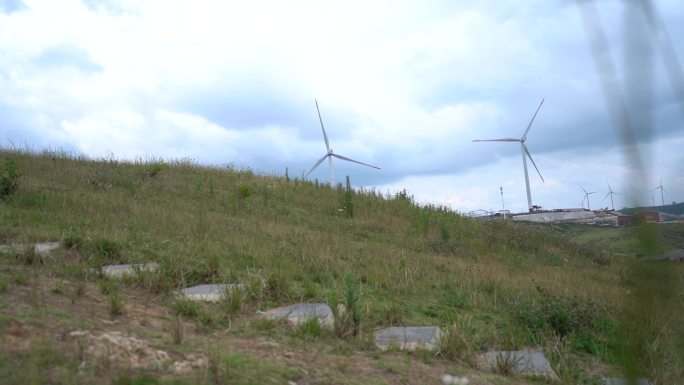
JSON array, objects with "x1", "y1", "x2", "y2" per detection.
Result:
[
  {"x1": 305, "y1": 100, "x2": 380, "y2": 184},
  {"x1": 473, "y1": 98, "x2": 545, "y2": 212},
  {"x1": 603, "y1": 181, "x2": 620, "y2": 211},
  {"x1": 654, "y1": 177, "x2": 665, "y2": 206},
  {"x1": 579, "y1": 185, "x2": 597, "y2": 211}
]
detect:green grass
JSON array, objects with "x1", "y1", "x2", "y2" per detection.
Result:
[{"x1": 0, "y1": 148, "x2": 682, "y2": 384}]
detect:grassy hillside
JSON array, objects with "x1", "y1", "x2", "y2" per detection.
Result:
[{"x1": 1, "y1": 148, "x2": 682, "y2": 385}]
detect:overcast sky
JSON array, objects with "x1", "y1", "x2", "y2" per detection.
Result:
[{"x1": 1, "y1": 0, "x2": 682, "y2": 213}]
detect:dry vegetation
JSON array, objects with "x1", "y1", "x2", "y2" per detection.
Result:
[{"x1": 1, "y1": 148, "x2": 682, "y2": 384}]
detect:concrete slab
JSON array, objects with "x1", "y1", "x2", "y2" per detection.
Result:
[
  {"x1": 0, "y1": 242, "x2": 60, "y2": 256},
  {"x1": 477, "y1": 350, "x2": 558, "y2": 380},
  {"x1": 374, "y1": 326, "x2": 443, "y2": 352},
  {"x1": 101, "y1": 263, "x2": 159, "y2": 278},
  {"x1": 178, "y1": 284, "x2": 244, "y2": 302},
  {"x1": 261, "y1": 303, "x2": 335, "y2": 329},
  {"x1": 603, "y1": 379, "x2": 653, "y2": 385}
]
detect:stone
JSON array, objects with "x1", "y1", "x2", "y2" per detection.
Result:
[
  {"x1": 602, "y1": 379, "x2": 653, "y2": 385},
  {"x1": 101, "y1": 263, "x2": 159, "y2": 278},
  {"x1": 261, "y1": 303, "x2": 335, "y2": 329},
  {"x1": 441, "y1": 374, "x2": 470, "y2": 385},
  {"x1": 477, "y1": 350, "x2": 558, "y2": 380},
  {"x1": 178, "y1": 284, "x2": 244, "y2": 302},
  {"x1": 374, "y1": 326, "x2": 443, "y2": 352},
  {"x1": 69, "y1": 330, "x2": 170, "y2": 369},
  {"x1": 0, "y1": 242, "x2": 60, "y2": 256}
]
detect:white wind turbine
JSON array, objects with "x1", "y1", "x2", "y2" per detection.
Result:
[
  {"x1": 580, "y1": 185, "x2": 597, "y2": 211},
  {"x1": 654, "y1": 177, "x2": 665, "y2": 206},
  {"x1": 473, "y1": 98, "x2": 545, "y2": 212},
  {"x1": 604, "y1": 181, "x2": 619, "y2": 211},
  {"x1": 305, "y1": 100, "x2": 380, "y2": 184}
]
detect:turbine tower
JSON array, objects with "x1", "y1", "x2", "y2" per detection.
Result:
[
  {"x1": 580, "y1": 185, "x2": 597, "y2": 211},
  {"x1": 473, "y1": 98, "x2": 545, "y2": 212},
  {"x1": 603, "y1": 181, "x2": 619, "y2": 211},
  {"x1": 305, "y1": 100, "x2": 380, "y2": 184},
  {"x1": 654, "y1": 177, "x2": 665, "y2": 206}
]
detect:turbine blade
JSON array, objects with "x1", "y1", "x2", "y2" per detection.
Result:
[
  {"x1": 603, "y1": 192, "x2": 610, "y2": 200},
  {"x1": 330, "y1": 153, "x2": 380, "y2": 169},
  {"x1": 522, "y1": 144, "x2": 544, "y2": 182},
  {"x1": 473, "y1": 138, "x2": 520, "y2": 142},
  {"x1": 315, "y1": 100, "x2": 330, "y2": 152},
  {"x1": 305, "y1": 154, "x2": 329, "y2": 178},
  {"x1": 579, "y1": 184, "x2": 587, "y2": 194},
  {"x1": 522, "y1": 98, "x2": 545, "y2": 138}
]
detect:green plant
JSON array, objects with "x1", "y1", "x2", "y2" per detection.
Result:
[
  {"x1": 0, "y1": 158, "x2": 20, "y2": 200},
  {"x1": 109, "y1": 290, "x2": 125, "y2": 316},
  {"x1": 171, "y1": 298, "x2": 201, "y2": 318},
  {"x1": 439, "y1": 323, "x2": 474, "y2": 364},
  {"x1": 11, "y1": 273, "x2": 28, "y2": 285},
  {"x1": 493, "y1": 351, "x2": 523, "y2": 376},
  {"x1": 0, "y1": 277, "x2": 8, "y2": 293},
  {"x1": 341, "y1": 175, "x2": 354, "y2": 218},
  {"x1": 297, "y1": 318, "x2": 324, "y2": 340}
]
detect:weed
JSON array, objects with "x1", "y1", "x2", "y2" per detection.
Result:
[
  {"x1": 297, "y1": 318, "x2": 324, "y2": 340},
  {"x1": 171, "y1": 298, "x2": 201, "y2": 318},
  {"x1": 74, "y1": 281, "x2": 86, "y2": 297},
  {"x1": 93, "y1": 238, "x2": 123, "y2": 261},
  {"x1": 341, "y1": 175, "x2": 354, "y2": 218},
  {"x1": 51, "y1": 280, "x2": 66, "y2": 295},
  {"x1": 171, "y1": 314, "x2": 185, "y2": 345},
  {"x1": 20, "y1": 244, "x2": 41, "y2": 265},
  {"x1": 0, "y1": 158, "x2": 20, "y2": 200},
  {"x1": 109, "y1": 290, "x2": 125, "y2": 316},
  {"x1": 492, "y1": 351, "x2": 523, "y2": 376},
  {"x1": 99, "y1": 277, "x2": 117, "y2": 295},
  {"x1": 221, "y1": 286, "x2": 245, "y2": 315},
  {"x1": 11, "y1": 273, "x2": 28, "y2": 285},
  {"x1": 237, "y1": 185, "x2": 253, "y2": 199},
  {"x1": 439, "y1": 323, "x2": 473, "y2": 364}
]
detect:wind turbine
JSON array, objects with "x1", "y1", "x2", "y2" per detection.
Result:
[
  {"x1": 579, "y1": 185, "x2": 597, "y2": 211},
  {"x1": 473, "y1": 98, "x2": 545, "y2": 212},
  {"x1": 305, "y1": 100, "x2": 380, "y2": 184},
  {"x1": 654, "y1": 177, "x2": 665, "y2": 206},
  {"x1": 603, "y1": 181, "x2": 619, "y2": 211}
]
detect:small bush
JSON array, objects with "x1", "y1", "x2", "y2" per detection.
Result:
[
  {"x1": 171, "y1": 298, "x2": 201, "y2": 318},
  {"x1": 109, "y1": 290, "x2": 125, "y2": 316},
  {"x1": 0, "y1": 158, "x2": 20, "y2": 200},
  {"x1": 297, "y1": 318, "x2": 324, "y2": 340},
  {"x1": 237, "y1": 185, "x2": 253, "y2": 199}
]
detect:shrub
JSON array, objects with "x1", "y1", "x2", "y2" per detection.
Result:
[{"x1": 0, "y1": 158, "x2": 20, "y2": 200}]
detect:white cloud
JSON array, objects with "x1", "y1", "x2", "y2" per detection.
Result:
[{"x1": 0, "y1": 0, "x2": 682, "y2": 211}]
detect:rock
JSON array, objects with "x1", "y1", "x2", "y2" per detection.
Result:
[
  {"x1": 100, "y1": 263, "x2": 159, "y2": 278},
  {"x1": 374, "y1": 326, "x2": 442, "y2": 352},
  {"x1": 441, "y1": 374, "x2": 470, "y2": 385},
  {"x1": 477, "y1": 350, "x2": 558, "y2": 381},
  {"x1": 0, "y1": 242, "x2": 60, "y2": 256},
  {"x1": 69, "y1": 330, "x2": 170, "y2": 369},
  {"x1": 170, "y1": 354, "x2": 207, "y2": 375},
  {"x1": 602, "y1": 378, "x2": 653, "y2": 385},
  {"x1": 261, "y1": 303, "x2": 335, "y2": 329},
  {"x1": 178, "y1": 284, "x2": 244, "y2": 302}
]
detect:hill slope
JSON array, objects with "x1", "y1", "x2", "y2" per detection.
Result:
[{"x1": 1, "y1": 149, "x2": 682, "y2": 384}]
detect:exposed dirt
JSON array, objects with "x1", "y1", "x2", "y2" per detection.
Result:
[{"x1": 0, "y1": 258, "x2": 535, "y2": 385}]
